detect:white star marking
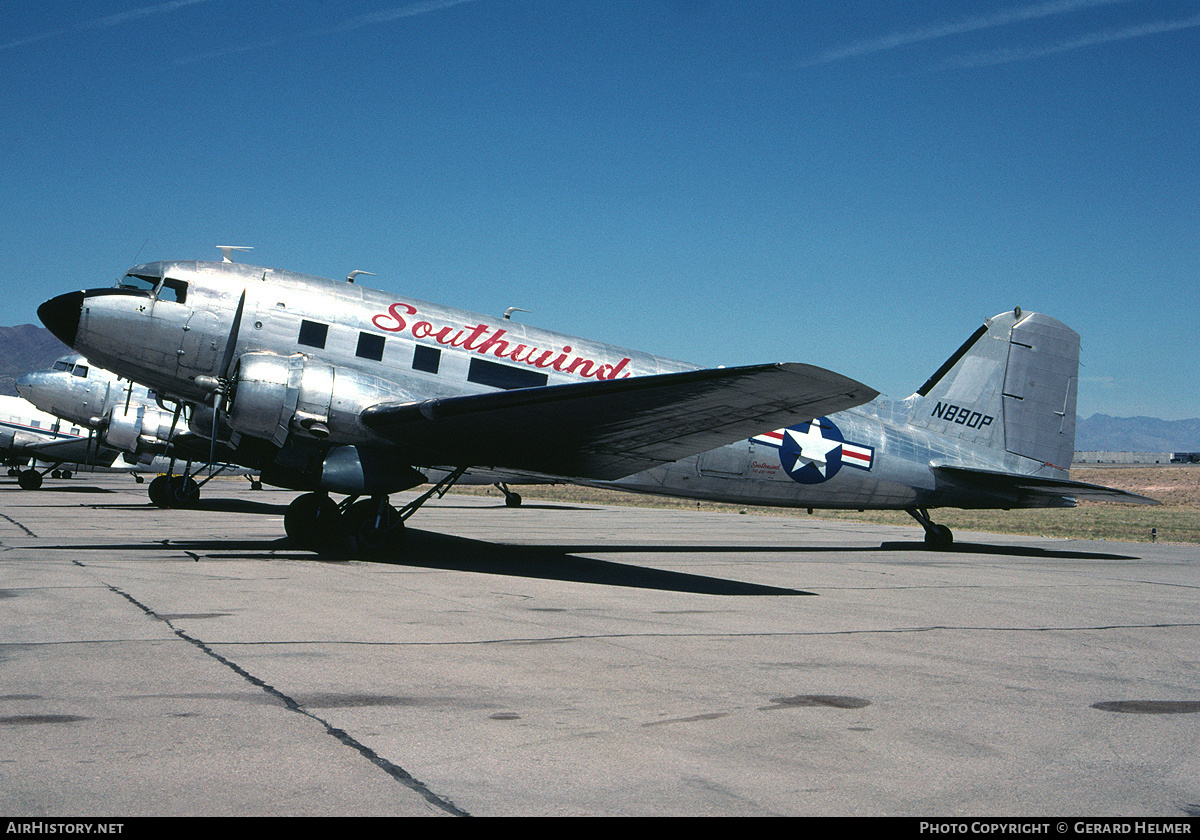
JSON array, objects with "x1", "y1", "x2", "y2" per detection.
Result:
[{"x1": 784, "y1": 423, "x2": 842, "y2": 478}]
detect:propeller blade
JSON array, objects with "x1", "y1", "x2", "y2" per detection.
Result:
[
  {"x1": 218, "y1": 289, "x2": 246, "y2": 381},
  {"x1": 207, "y1": 288, "x2": 246, "y2": 469}
]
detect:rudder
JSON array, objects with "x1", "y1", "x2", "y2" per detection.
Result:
[{"x1": 909, "y1": 308, "x2": 1079, "y2": 474}]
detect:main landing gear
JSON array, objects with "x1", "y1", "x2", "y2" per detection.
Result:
[
  {"x1": 283, "y1": 466, "x2": 468, "y2": 556},
  {"x1": 146, "y1": 462, "x2": 240, "y2": 509},
  {"x1": 147, "y1": 473, "x2": 201, "y2": 508},
  {"x1": 906, "y1": 507, "x2": 954, "y2": 549},
  {"x1": 10, "y1": 461, "x2": 72, "y2": 490}
]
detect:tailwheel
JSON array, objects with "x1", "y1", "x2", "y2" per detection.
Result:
[
  {"x1": 284, "y1": 492, "x2": 341, "y2": 549},
  {"x1": 341, "y1": 497, "x2": 404, "y2": 556},
  {"x1": 907, "y1": 507, "x2": 954, "y2": 549},
  {"x1": 924, "y1": 524, "x2": 954, "y2": 548},
  {"x1": 494, "y1": 482, "x2": 523, "y2": 507}
]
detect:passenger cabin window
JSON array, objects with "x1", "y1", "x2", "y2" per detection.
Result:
[
  {"x1": 356, "y1": 332, "x2": 385, "y2": 362},
  {"x1": 298, "y1": 320, "x2": 328, "y2": 349},
  {"x1": 412, "y1": 345, "x2": 440, "y2": 374},
  {"x1": 468, "y1": 358, "x2": 548, "y2": 390}
]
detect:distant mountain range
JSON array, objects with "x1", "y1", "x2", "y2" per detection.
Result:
[
  {"x1": 1, "y1": 324, "x2": 1196, "y2": 452},
  {"x1": 0, "y1": 324, "x2": 72, "y2": 398},
  {"x1": 1075, "y1": 414, "x2": 1200, "y2": 454}
]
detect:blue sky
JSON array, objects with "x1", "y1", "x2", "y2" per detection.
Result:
[{"x1": 2, "y1": 0, "x2": 1197, "y2": 419}]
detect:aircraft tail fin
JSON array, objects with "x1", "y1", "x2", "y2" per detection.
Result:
[{"x1": 908, "y1": 308, "x2": 1079, "y2": 474}]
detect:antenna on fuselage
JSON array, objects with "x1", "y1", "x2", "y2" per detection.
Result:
[
  {"x1": 347, "y1": 270, "x2": 377, "y2": 283},
  {"x1": 217, "y1": 246, "x2": 253, "y2": 263},
  {"x1": 503, "y1": 307, "x2": 531, "y2": 320}
]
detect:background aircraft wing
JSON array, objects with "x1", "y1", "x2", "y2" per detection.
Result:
[
  {"x1": 362, "y1": 362, "x2": 878, "y2": 480},
  {"x1": 23, "y1": 437, "x2": 121, "y2": 468},
  {"x1": 934, "y1": 466, "x2": 1161, "y2": 505}
]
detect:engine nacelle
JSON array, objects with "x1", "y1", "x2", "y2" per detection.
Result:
[
  {"x1": 320, "y1": 445, "x2": 426, "y2": 496},
  {"x1": 226, "y1": 352, "x2": 408, "y2": 447},
  {"x1": 105, "y1": 404, "x2": 175, "y2": 455}
]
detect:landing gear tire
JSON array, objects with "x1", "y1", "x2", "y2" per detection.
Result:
[
  {"x1": 341, "y1": 498, "x2": 403, "y2": 556},
  {"x1": 17, "y1": 470, "x2": 42, "y2": 491},
  {"x1": 284, "y1": 493, "x2": 341, "y2": 550},
  {"x1": 148, "y1": 475, "x2": 199, "y2": 508},
  {"x1": 167, "y1": 475, "x2": 200, "y2": 508},
  {"x1": 924, "y1": 524, "x2": 954, "y2": 549},
  {"x1": 494, "y1": 482, "x2": 523, "y2": 507},
  {"x1": 148, "y1": 475, "x2": 171, "y2": 507}
]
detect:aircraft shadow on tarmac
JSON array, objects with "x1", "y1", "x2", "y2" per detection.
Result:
[
  {"x1": 2, "y1": 483, "x2": 116, "y2": 494},
  {"x1": 39, "y1": 528, "x2": 814, "y2": 596},
  {"x1": 48, "y1": 499, "x2": 1141, "y2": 591},
  {"x1": 876, "y1": 540, "x2": 1139, "y2": 560}
]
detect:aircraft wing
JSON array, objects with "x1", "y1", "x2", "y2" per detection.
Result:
[
  {"x1": 23, "y1": 437, "x2": 122, "y2": 468},
  {"x1": 934, "y1": 466, "x2": 1161, "y2": 505},
  {"x1": 362, "y1": 363, "x2": 878, "y2": 480}
]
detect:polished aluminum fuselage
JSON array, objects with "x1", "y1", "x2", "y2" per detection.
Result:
[{"x1": 53, "y1": 260, "x2": 1068, "y2": 511}]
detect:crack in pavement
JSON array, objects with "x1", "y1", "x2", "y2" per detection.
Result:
[{"x1": 105, "y1": 583, "x2": 469, "y2": 817}]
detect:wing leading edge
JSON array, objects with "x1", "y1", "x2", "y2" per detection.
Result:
[
  {"x1": 361, "y1": 362, "x2": 878, "y2": 480},
  {"x1": 24, "y1": 436, "x2": 121, "y2": 468}
]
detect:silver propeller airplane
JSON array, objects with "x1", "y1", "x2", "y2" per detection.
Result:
[
  {"x1": 36, "y1": 251, "x2": 1154, "y2": 553},
  {"x1": 0, "y1": 387, "x2": 121, "y2": 489},
  {"x1": 15, "y1": 354, "x2": 259, "y2": 505}
]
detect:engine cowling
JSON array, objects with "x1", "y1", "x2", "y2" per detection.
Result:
[
  {"x1": 227, "y1": 353, "x2": 331, "y2": 446},
  {"x1": 320, "y1": 445, "x2": 426, "y2": 496},
  {"x1": 105, "y1": 404, "x2": 175, "y2": 455},
  {"x1": 226, "y1": 352, "x2": 410, "y2": 447}
]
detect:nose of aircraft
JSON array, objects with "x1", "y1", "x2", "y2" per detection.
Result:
[
  {"x1": 14, "y1": 371, "x2": 35, "y2": 401},
  {"x1": 13, "y1": 370, "x2": 49, "y2": 405},
  {"x1": 38, "y1": 291, "x2": 85, "y2": 348}
]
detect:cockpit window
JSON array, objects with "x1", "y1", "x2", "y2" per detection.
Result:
[
  {"x1": 72, "y1": 365, "x2": 88, "y2": 378},
  {"x1": 119, "y1": 273, "x2": 158, "y2": 293},
  {"x1": 53, "y1": 360, "x2": 71, "y2": 372},
  {"x1": 116, "y1": 273, "x2": 187, "y2": 303},
  {"x1": 159, "y1": 278, "x2": 187, "y2": 303}
]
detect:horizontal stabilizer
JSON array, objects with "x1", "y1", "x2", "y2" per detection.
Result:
[
  {"x1": 935, "y1": 465, "x2": 1160, "y2": 505},
  {"x1": 362, "y1": 363, "x2": 878, "y2": 480}
]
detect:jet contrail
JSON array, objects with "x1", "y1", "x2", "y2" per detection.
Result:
[
  {"x1": 172, "y1": 0, "x2": 490, "y2": 65},
  {"x1": 81, "y1": 0, "x2": 216, "y2": 30},
  {"x1": 802, "y1": 0, "x2": 1139, "y2": 66},
  {"x1": 2, "y1": 0, "x2": 217, "y2": 51},
  {"x1": 337, "y1": 0, "x2": 485, "y2": 31},
  {"x1": 942, "y1": 11, "x2": 1200, "y2": 68}
]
